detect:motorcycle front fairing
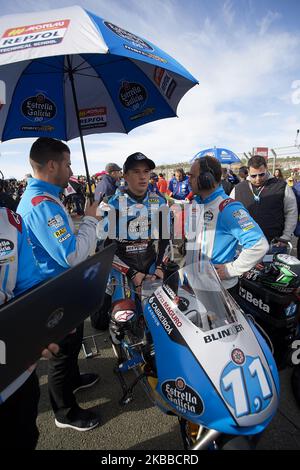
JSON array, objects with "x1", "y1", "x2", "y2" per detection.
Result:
[{"x1": 142, "y1": 261, "x2": 279, "y2": 435}]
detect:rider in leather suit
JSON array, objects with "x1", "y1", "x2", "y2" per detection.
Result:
[{"x1": 98, "y1": 152, "x2": 170, "y2": 326}]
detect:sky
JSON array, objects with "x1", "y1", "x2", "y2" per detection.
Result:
[{"x1": 0, "y1": 0, "x2": 300, "y2": 179}]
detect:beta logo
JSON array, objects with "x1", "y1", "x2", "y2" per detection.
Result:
[{"x1": 239, "y1": 287, "x2": 270, "y2": 313}]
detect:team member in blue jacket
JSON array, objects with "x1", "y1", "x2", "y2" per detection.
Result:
[
  {"x1": 168, "y1": 168, "x2": 193, "y2": 201},
  {"x1": 187, "y1": 156, "x2": 269, "y2": 290},
  {"x1": 0, "y1": 207, "x2": 58, "y2": 449},
  {"x1": 18, "y1": 137, "x2": 100, "y2": 432}
]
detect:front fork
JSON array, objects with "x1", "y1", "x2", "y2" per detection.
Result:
[{"x1": 179, "y1": 419, "x2": 220, "y2": 450}]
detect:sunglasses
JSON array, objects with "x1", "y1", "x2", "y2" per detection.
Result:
[{"x1": 249, "y1": 172, "x2": 266, "y2": 179}]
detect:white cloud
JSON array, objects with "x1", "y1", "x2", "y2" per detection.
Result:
[
  {"x1": 0, "y1": 0, "x2": 299, "y2": 179},
  {"x1": 222, "y1": 0, "x2": 235, "y2": 27},
  {"x1": 257, "y1": 10, "x2": 281, "y2": 36},
  {"x1": 261, "y1": 112, "x2": 281, "y2": 117}
]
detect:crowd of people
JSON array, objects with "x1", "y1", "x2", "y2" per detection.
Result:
[{"x1": 1, "y1": 136, "x2": 300, "y2": 449}]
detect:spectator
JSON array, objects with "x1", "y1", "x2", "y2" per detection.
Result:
[
  {"x1": 68, "y1": 176, "x2": 85, "y2": 216},
  {"x1": 231, "y1": 155, "x2": 298, "y2": 244},
  {"x1": 17, "y1": 137, "x2": 101, "y2": 432},
  {"x1": 148, "y1": 172, "x2": 160, "y2": 194},
  {"x1": 238, "y1": 166, "x2": 248, "y2": 182},
  {"x1": 157, "y1": 173, "x2": 168, "y2": 196},
  {"x1": 227, "y1": 169, "x2": 240, "y2": 185},
  {"x1": 168, "y1": 168, "x2": 193, "y2": 201},
  {"x1": 274, "y1": 168, "x2": 284, "y2": 180},
  {"x1": 0, "y1": 179, "x2": 18, "y2": 211},
  {"x1": 94, "y1": 162, "x2": 122, "y2": 203},
  {"x1": 287, "y1": 176, "x2": 295, "y2": 188},
  {"x1": 0, "y1": 206, "x2": 58, "y2": 449},
  {"x1": 289, "y1": 171, "x2": 298, "y2": 185},
  {"x1": 220, "y1": 167, "x2": 233, "y2": 195}
]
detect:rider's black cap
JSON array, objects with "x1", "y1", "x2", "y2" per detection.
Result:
[{"x1": 123, "y1": 152, "x2": 155, "y2": 173}]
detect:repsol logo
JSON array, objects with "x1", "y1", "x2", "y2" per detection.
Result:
[
  {"x1": 0, "y1": 340, "x2": 6, "y2": 365},
  {"x1": 239, "y1": 287, "x2": 270, "y2": 313}
]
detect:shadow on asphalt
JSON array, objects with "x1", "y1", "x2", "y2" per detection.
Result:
[
  {"x1": 37, "y1": 356, "x2": 156, "y2": 420},
  {"x1": 128, "y1": 427, "x2": 183, "y2": 451}
]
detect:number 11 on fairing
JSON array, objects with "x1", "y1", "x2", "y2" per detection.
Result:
[{"x1": 222, "y1": 357, "x2": 272, "y2": 418}]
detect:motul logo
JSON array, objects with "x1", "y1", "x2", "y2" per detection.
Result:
[
  {"x1": 4, "y1": 20, "x2": 69, "y2": 37},
  {"x1": 7, "y1": 28, "x2": 26, "y2": 37},
  {"x1": 239, "y1": 287, "x2": 270, "y2": 313}
]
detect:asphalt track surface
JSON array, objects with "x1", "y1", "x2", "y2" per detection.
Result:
[{"x1": 35, "y1": 320, "x2": 300, "y2": 451}]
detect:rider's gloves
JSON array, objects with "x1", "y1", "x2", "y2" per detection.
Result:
[{"x1": 127, "y1": 268, "x2": 138, "y2": 280}]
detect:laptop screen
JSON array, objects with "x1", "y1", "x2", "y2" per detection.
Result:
[{"x1": 0, "y1": 242, "x2": 116, "y2": 400}]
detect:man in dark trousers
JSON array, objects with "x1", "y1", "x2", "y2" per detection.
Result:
[
  {"x1": 0, "y1": 206, "x2": 58, "y2": 449},
  {"x1": 94, "y1": 162, "x2": 122, "y2": 203},
  {"x1": 230, "y1": 155, "x2": 297, "y2": 244},
  {"x1": 18, "y1": 137, "x2": 101, "y2": 432}
]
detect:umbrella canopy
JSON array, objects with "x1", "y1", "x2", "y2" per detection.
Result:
[
  {"x1": 193, "y1": 147, "x2": 241, "y2": 164},
  {"x1": 0, "y1": 6, "x2": 197, "y2": 190}
]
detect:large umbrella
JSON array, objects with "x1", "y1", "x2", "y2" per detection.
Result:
[
  {"x1": 0, "y1": 6, "x2": 198, "y2": 193},
  {"x1": 193, "y1": 147, "x2": 241, "y2": 164}
]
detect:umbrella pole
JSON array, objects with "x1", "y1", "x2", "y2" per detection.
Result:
[{"x1": 67, "y1": 56, "x2": 93, "y2": 201}]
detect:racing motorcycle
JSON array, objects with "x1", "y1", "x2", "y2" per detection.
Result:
[
  {"x1": 236, "y1": 240, "x2": 300, "y2": 369},
  {"x1": 109, "y1": 259, "x2": 279, "y2": 450}
]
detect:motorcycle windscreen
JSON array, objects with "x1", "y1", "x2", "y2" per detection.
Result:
[
  {"x1": 162, "y1": 262, "x2": 238, "y2": 332},
  {"x1": 143, "y1": 260, "x2": 279, "y2": 433}
]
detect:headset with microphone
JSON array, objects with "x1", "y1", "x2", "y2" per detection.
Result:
[{"x1": 197, "y1": 157, "x2": 216, "y2": 190}]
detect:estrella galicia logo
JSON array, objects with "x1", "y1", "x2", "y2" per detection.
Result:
[
  {"x1": 161, "y1": 378, "x2": 204, "y2": 415},
  {"x1": 22, "y1": 93, "x2": 57, "y2": 122},
  {"x1": 46, "y1": 308, "x2": 64, "y2": 328},
  {"x1": 119, "y1": 81, "x2": 147, "y2": 112},
  {"x1": 104, "y1": 21, "x2": 154, "y2": 51},
  {"x1": 0, "y1": 239, "x2": 14, "y2": 256}
]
